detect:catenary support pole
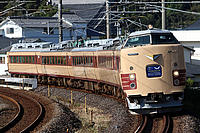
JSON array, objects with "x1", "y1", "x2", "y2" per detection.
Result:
[{"x1": 162, "y1": 0, "x2": 165, "y2": 30}]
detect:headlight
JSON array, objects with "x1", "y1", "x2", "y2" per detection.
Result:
[
  {"x1": 130, "y1": 83, "x2": 136, "y2": 89},
  {"x1": 174, "y1": 79, "x2": 180, "y2": 86},
  {"x1": 129, "y1": 74, "x2": 135, "y2": 80},
  {"x1": 173, "y1": 70, "x2": 179, "y2": 77}
]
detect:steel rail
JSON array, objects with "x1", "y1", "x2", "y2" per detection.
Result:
[
  {"x1": 20, "y1": 95, "x2": 44, "y2": 132},
  {"x1": 0, "y1": 93, "x2": 22, "y2": 132},
  {"x1": 0, "y1": 89, "x2": 44, "y2": 132},
  {"x1": 134, "y1": 115, "x2": 148, "y2": 133},
  {"x1": 161, "y1": 115, "x2": 171, "y2": 133}
]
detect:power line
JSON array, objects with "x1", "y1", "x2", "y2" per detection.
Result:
[
  {"x1": 0, "y1": 1, "x2": 35, "y2": 3},
  {"x1": 108, "y1": 1, "x2": 200, "y2": 4},
  {"x1": 147, "y1": 4, "x2": 200, "y2": 15},
  {"x1": 0, "y1": 3, "x2": 25, "y2": 16}
]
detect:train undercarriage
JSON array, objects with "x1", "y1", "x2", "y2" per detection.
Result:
[{"x1": 11, "y1": 73, "x2": 126, "y2": 100}]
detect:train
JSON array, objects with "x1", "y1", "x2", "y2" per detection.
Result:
[{"x1": 7, "y1": 29, "x2": 186, "y2": 114}]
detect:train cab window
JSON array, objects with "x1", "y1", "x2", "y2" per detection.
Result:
[
  {"x1": 151, "y1": 33, "x2": 179, "y2": 44},
  {"x1": 124, "y1": 35, "x2": 150, "y2": 47}
]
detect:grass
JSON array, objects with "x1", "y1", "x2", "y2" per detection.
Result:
[
  {"x1": 49, "y1": 95, "x2": 111, "y2": 132},
  {"x1": 71, "y1": 105, "x2": 111, "y2": 133}
]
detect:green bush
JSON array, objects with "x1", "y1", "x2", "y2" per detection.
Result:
[{"x1": 186, "y1": 78, "x2": 194, "y2": 88}]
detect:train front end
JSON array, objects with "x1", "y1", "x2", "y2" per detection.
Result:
[{"x1": 120, "y1": 30, "x2": 186, "y2": 114}]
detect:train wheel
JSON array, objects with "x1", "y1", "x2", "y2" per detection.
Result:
[
  {"x1": 116, "y1": 87, "x2": 122, "y2": 99},
  {"x1": 94, "y1": 83, "x2": 100, "y2": 94},
  {"x1": 88, "y1": 82, "x2": 94, "y2": 92},
  {"x1": 66, "y1": 79, "x2": 73, "y2": 88},
  {"x1": 63, "y1": 78, "x2": 66, "y2": 87},
  {"x1": 84, "y1": 81, "x2": 89, "y2": 90}
]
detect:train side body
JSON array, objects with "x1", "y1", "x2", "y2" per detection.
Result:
[
  {"x1": 8, "y1": 50, "x2": 121, "y2": 88},
  {"x1": 7, "y1": 29, "x2": 186, "y2": 114}
]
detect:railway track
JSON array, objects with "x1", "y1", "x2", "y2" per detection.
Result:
[
  {"x1": 0, "y1": 93, "x2": 21, "y2": 131},
  {"x1": 134, "y1": 115, "x2": 148, "y2": 133},
  {"x1": 134, "y1": 114, "x2": 173, "y2": 133},
  {"x1": 0, "y1": 88, "x2": 44, "y2": 132},
  {"x1": 161, "y1": 115, "x2": 172, "y2": 133}
]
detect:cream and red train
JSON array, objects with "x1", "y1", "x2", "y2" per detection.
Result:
[{"x1": 7, "y1": 29, "x2": 186, "y2": 114}]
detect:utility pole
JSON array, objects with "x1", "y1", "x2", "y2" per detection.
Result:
[
  {"x1": 106, "y1": 0, "x2": 110, "y2": 39},
  {"x1": 162, "y1": 0, "x2": 165, "y2": 30},
  {"x1": 58, "y1": 0, "x2": 63, "y2": 42}
]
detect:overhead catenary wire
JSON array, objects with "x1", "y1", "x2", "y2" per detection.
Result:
[
  {"x1": 2, "y1": 0, "x2": 200, "y2": 39},
  {"x1": 0, "y1": 3, "x2": 25, "y2": 16},
  {"x1": 146, "y1": 3, "x2": 200, "y2": 15},
  {"x1": 0, "y1": 1, "x2": 35, "y2": 3},
  {"x1": 108, "y1": 1, "x2": 200, "y2": 4}
]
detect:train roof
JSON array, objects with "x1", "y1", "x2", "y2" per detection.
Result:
[
  {"x1": 129, "y1": 29, "x2": 171, "y2": 37},
  {"x1": 9, "y1": 37, "x2": 123, "y2": 52},
  {"x1": 10, "y1": 42, "x2": 53, "y2": 52}
]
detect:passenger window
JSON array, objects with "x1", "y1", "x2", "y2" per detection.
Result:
[
  {"x1": 58, "y1": 57, "x2": 61, "y2": 64},
  {"x1": 0, "y1": 57, "x2": 5, "y2": 64},
  {"x1": 47, "y1": 57, "x2": 50, "y2": 64},
  {"x1": 42, "y1": 57, "x2": 46, "y2": 64},
  {"x1": 55, "y1": 57, "x2": 57, "y2": 64},
  {"x1": 60, "y1": 57, "x2": 63, "y2": 64},
  {"x1": 10, "y1": 57, "x2": 13, "y2": 63},
  {"x1": 17, "y1": 56, "x2": 19, "y2": 63},
  {"x1": 32, "y1": 56, "x2": 35, "y2": 63},
  {"x1": 14, "y1": 56, "x2": 16, "y2": 63},
  {"x1": 19, "y1": 57, "x2": 22, "y2": 63},
  {"x1": 29, "y1": 56, "x2": 32, "y2": 63},
  {"x1": 63, "y1": 57, "x2": 67, "y2": 65},
  {"x1": 49, "y1": 57, "x2": 52, "y2": 64},
  {"x1": 26, "y1": 56, "x2": 29, "y2": 63}
]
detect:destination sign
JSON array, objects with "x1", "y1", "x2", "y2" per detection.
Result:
[{"x1": 146, "y1": 65, "x2": 162, "y2": 78}]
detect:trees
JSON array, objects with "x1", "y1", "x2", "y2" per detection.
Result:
[
  {"x1": 0, "y1": 0, "x2": 57, "y2": 19},
  {"x1": 115, "y1": 0, "x2": 200, "y2": 32}
]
